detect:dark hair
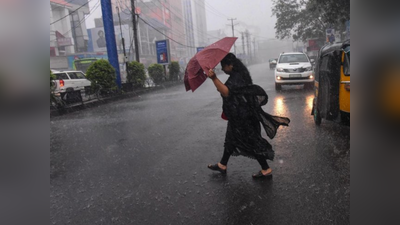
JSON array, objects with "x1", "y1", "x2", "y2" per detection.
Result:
[{"x1": 221, "y1": 53, "x2": 253, "y2": 84}]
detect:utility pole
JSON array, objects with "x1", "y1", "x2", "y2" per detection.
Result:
[
  {"x1": 241, "y1": 32, "x2": 245, "y2": 56},
  {"x1": 131, "y1": 0, "x2": 140, "y2": 62},
  {"x1": 246, "y1": 30, "x2": 251, "y2": 63},
  {"x1": 116, "y1": 6, "x2": 128, "y2": 72},
  {"x1": 227, "y1": 18, "x2": 237, "y2": 55},
  {"x1": 253, "y1": 37, "x2": 256, "y2": 58}
]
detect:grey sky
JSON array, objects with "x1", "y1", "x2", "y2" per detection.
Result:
[
  {"x1": 204, "y1": 0, "x2": 277, "y2": 40},
  {"x1": 85, "y1": 0, "x2": 277, "y2": 40}
]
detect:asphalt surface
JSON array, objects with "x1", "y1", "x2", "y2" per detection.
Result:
[{"x1": 50, "y1": 62, "x2": 350, "y2": 224}]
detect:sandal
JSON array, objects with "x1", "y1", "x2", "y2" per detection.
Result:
[
  {"x1": 207, "y1": 164, "x2": 227, "y2": 174},
  {"x1": 252, "y1": 170, "x2": 272, "y2": 179}
]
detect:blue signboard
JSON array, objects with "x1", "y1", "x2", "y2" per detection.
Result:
[
  {"x1": 196, "y1": 47, "x2": 205, "y2": 53},
  {"x1": 155, "y1": 39, "x2": 170, "y2": 64}
]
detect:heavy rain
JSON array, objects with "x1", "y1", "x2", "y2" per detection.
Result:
[{"x1": 50, "y1": 0, "x2": 350, "y2": 224}]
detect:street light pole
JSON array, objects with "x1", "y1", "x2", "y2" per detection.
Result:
[{"x1": 116, "y1": 6, "x2": 129, "y2": 72}]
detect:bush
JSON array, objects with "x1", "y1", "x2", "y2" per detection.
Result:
[
  {"x1": 147, "y1": 64, "x2": 165, "y2": 84},
  {"x1": 85, "y1": 59, "x2": 117, "y2": 93},
  {"x1": 127, "y1": 61, "x2": 146, "y2": 87},
  {"x1": 168, "y1": 61, "x2": 180, "y2": 81}
]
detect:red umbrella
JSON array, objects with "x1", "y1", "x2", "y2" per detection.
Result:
[{"x1": 184, "y1": 37, "x2": 238, "y2": 92}]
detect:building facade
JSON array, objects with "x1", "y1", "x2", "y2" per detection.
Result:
[{"x1": 50, "y1": 0, "x2": 90, "y2": 69}]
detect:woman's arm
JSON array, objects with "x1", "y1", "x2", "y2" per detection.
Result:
[{"x1": 207, "y1": 69, "x2": 229, "y2": 97}]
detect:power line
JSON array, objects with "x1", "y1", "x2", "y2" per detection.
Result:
[
  {"x1": 139, "y1": 0, "x2": 213, "y2": 41},
  {"x1": 50, "y1": 0, "x2": 100, "y2": 42},
  {"x1": 138, "y1": 16, "x2": 196, "y2": 49},
  {"x1": 153, "y1": 0, "x2": 219, "y2": 40},
  {"x1": 194, "y1": 0, "x2": 228, "y2": 20},
  {"x1": 50, "y1": 0, "x2": 93, "y2": 25},
  {"x1": 235, "y1": 29, "x2": 275, "y2": 40},
  {"x1": 203, "y1": 0, "x2": 231, "y2": 18},
  {"x1": 137, "y1": 0, "x2": 188, "y2": 38}
]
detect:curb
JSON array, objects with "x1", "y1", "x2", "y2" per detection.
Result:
[{"x1": 50, "y1": 81, "x2": 183, "y2": 118}]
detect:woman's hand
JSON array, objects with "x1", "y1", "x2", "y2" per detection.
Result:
[
  {"x1": 207, "y1": 68, "x2": 229, "y2": 97},
  {"x1": 207, "y1": 69, "x2": 216, "y2": 80}
]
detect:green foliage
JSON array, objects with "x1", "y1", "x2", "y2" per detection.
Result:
[
  {"x1": 147, "y1": 64, "x2": 165, "y2": 84},
  {"x1": 85, "y1": 59, "x2": 117, "y2": 92},
  {"x1": 127, "y1": 61, "x2": 146, "y2": 86},
  {"x1": 168, "y1": 61, "x2": 180, "y2": 81},
  {"x1": 272, "y1": 0, "x2": 350, "y2": 42}
]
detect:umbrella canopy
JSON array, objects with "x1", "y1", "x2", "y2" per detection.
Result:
[{"x1": 184, "y1": 37, "x2": 238, "y2": 92}]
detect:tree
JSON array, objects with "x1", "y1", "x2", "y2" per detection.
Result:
[
  {"x1": 127, "y1": 61, "x2": 146, "y2": 86},
  {"x1": 85, "y1": 59, "x2": 117, "y2": 93},
  {"x1": 147, "y1": 64, "x2": 165, "y2": 84},
  {"x1": 168, "y1": 61, "x2": 180, "y2": 81},
  {"x1": 272, "y1": 0, "x2": 350, "y2": 42}
]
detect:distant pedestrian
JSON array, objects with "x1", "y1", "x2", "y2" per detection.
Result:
[{"x1": 206, "y1": 53, "x2": 290, "y2": 178}]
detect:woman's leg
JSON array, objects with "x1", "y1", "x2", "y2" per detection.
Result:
[
  {"x1": 219, "y1": 148, "x2": 231, "y2": 166},
  {"x1": 256, "y1": 157, "x2": 270, "y2": 170},
  {"x1": 254, "y1": 155, "x2": 272, "y2": 177}
]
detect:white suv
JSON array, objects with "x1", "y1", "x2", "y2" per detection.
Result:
[
  {"x1": 51, "y1": 70, "x2": 91, "y2": 101},
  {"x1": 274, "y1": 52, "x2": 314, "y2": 90}
]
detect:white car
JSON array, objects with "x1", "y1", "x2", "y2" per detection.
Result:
[
  {"x1": 51, "y1": 70, "x2": 91, "y2": 100},
  {"x1": 274, "y1": 52, "x2": 315, "y2": 90}
]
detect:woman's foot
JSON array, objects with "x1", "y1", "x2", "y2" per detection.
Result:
[
  {"x1": 252, "y1": 168, "x2": 272, "y2": 178},
  {"x1": 207, "y1": 163, "x2": 227, "y2": 174}
]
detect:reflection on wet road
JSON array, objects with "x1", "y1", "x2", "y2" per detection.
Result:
[{"x1": 50, "y1": 62, "x2": 349, "y2": 224}]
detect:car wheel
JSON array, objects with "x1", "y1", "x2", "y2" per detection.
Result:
[
  {"x1": 313, "y1": 104, "x2": 322, "y2": 125},
  {"x1": 275, "y1": 83, "x2": 281, "y2": 91}
]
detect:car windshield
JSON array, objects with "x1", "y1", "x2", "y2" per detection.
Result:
[{"x1": 279, "y1": 54, "x2": 309, "y2": 63}]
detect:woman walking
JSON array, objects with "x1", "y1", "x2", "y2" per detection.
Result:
[{"x1": 206, "y1": 53, "x2": 290, "y2": 178}]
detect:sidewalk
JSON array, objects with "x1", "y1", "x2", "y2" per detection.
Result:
[{"x1": 50, "y1": 80, "x2": 183, "y2": 117}]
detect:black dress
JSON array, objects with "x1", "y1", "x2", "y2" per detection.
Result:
[{"x1": 222, "y1": 72, "x2": 290, "y2": 161}]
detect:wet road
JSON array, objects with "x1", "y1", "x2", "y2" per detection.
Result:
[{"x1": 50, "y1": 62, "x2": 350, "y2": 224}]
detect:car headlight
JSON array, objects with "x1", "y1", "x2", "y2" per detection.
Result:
[
  {"x1": 305, "y1": 66, "x2": 312, "y2": 71},
  {"x1": 276, "y1": 68, "x2": 284, "y2": 72}
]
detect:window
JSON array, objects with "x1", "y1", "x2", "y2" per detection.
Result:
[
  {"x1": 67, "y1": 73, "x2": 78, "y2": 79},
  {"x1": 68, "y1": 72, "x2": 86, "y2": 79},
  {"x1": 279, "y1": 54, "x2": 309, "y2": 63},
  {"x1": 54, "y1": 73, "x2": 69, "y2": 80}
]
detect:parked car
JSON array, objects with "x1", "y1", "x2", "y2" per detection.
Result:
[
  {"x1": 269, "y1": 58, "x2": 278, "y2": 69},
  {"x1": 51, "y1": 70, "x2": 91, "y2": 102},
  {"x1": 274, "y1": 52, "x2": 314, "y2": 90}
]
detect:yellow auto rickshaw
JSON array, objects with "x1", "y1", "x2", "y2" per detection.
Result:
[{"x1": 311, "y1": 39, "x2": 350, "y2": 125}]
